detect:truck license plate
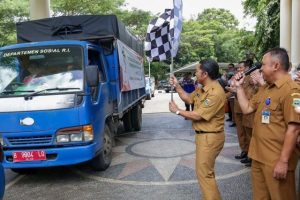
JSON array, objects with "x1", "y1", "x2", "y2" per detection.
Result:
[{"x1": 13, "y1": 150, "x2": 46, "y2": 162}]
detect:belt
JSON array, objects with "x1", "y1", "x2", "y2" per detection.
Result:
[{"x1": 195, "y1": 130, "x2": 222, "y2": 134}]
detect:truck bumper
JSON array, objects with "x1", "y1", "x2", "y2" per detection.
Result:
[{"x1": 3, "y1": 143, "x2": 98, "y2": 168}]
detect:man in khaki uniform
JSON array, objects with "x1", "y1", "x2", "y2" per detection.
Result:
[
  {"x1": 241, "y1": 76, "x2": 259, "y2": 166},
  {"x1": 169, "y1": 59, "x2": 225, "y2": 200},
  {"x1": 233, "y1": 47, "x2": 300, "y2": 200},
  {"x1": 234, "y1": 62, "x2": 249, "y2": 160}
]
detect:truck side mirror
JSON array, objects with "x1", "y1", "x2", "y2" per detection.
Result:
[{"x1": 85, "y1": 65, "x2": 99, "y2": 87}]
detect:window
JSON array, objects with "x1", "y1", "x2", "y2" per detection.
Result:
[{"x1": 88, "y1": 49, "x2": 106, "y2": 102}]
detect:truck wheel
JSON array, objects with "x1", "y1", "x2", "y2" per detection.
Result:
[
  {"x1": 90, "y1": 125, "x2": 112, "y2": 171},
  {"x1": 131, "y1": 104, "x2": 142, "y2": 131},
  {"x1": 123, "y1": 110, "x2": 133, "y2": 132}
]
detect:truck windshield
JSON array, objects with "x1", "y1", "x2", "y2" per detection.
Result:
[{"x1": 0, "y1": 46, "x2": 84, "y2": 97}]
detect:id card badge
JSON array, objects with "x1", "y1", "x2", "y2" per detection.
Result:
[{"x1": 262, "y1": 110, "x2": 270, "y2": 124}]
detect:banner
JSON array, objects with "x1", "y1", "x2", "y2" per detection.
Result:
[{"x1": 117, "y1": 40, "x2": 145, "y2": 91}]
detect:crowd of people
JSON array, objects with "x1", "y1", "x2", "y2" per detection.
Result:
[{"x1": 169, "y1": 47, "x2": 300, "y2": 200}]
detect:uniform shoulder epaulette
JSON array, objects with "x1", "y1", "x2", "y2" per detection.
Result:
[
  {"x1": 287, "y1": 80, "x2": 300, "y2": 90},
  {"x1": 289, "y1": 81, "x2": 300, "y2": 97}
]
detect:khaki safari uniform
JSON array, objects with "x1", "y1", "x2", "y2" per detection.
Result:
[
  {"x1": 234, "y1": 76, "x2": 255, "y2": 153},
  {"x1": 241, "y1": 77, "x2": 259, "y2": 151},
  {"x1": 248, "y1": 75, "x2": 300, "y2": 200},
  {"x1": 191, "y1": 80, "x2": 225, "y2": 200}
]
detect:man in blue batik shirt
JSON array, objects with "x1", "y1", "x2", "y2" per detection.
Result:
[{"x1": 181, "y1": 72, "x2": 195, "y2": 112}]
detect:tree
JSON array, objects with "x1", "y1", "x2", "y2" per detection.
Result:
[
  {"x1": 197, "y1": 8, "x2": 239, "y2": 31},
  {"x1": 51, "y1": 0, "x2": 153, "y2": 40},
  {"x1": 174, "y1": 8, "x2": 254, "y2": 68},
  {"x1": 0, "y1": 0, "x2": 29, "y2": 46},
  {"x1": 144, "y1": 61, "x2": 170, "y2": 82},
  {"x1": 216, "y1": 29, "x2": 256, "y2": 62},
  {"x1": 117, "y1": 8, "x2": 153, "y2": 40},
  {"x1": 51, "y1": 0, "x2": 125, "y2": 16},
  {"x1": 242, "y1": 0, "x2": 280, "y2": 58}
]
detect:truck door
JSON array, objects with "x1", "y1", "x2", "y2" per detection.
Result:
[{"x1": 87, "y1": 49, "x2": 112, "y2": 131}]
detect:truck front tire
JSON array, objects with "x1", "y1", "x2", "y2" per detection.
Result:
[{"x1": 90, "y1": 125, "x2": 112, "y2": 171}]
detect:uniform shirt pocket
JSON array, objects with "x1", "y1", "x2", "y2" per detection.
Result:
[
  {"x1": 269, "y1": 101, "x2": 279, "y2": 111},
  {"x1": 269, "y1": 101, "x2": 283, "y2": 123}
]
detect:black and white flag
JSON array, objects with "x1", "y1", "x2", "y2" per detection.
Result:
[
  {"x1": 144, "y1": 0, "x2": 183, "y2": 62},
  {"x1": 171, "y1": 0, "x2": 183, "y2": 57},
  {"x1": 144, "y1": 9, "x2": 173, "y2": 62}
]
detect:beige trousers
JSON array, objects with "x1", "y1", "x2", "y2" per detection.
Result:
[
  {"x1": 195, "y1": 133, "x2": 225, "y2": 200},
  {"x1": 252, "y1": 160, "x2": 296, "y2": 200},
  {"x1": 234, "y1": 113, "x2": 248, "y2": 152}
]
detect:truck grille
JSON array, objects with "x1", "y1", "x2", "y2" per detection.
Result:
[{"x1": 7, "y1": 135, "x2": 53, "y2": 146}]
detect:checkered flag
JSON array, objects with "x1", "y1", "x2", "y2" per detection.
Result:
[
  {"x1": 144, "y1": 9, "x2": 173, "y2": 62},
  {"x1": 144, "y1": 0, "x2": 183, "y2": 62},
  {"x1": 171, "y1": 0, "x2": 183, "y2": 57}
]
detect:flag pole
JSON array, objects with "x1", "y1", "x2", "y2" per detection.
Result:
[
  {"x1": 170, "y1": 55, "x2": 174, "y2": 101},
  {"x1": 148, "y1": 61, "x2": 151, "y2": 77}
]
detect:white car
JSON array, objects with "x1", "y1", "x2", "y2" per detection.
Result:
[{"x1": 145, "y1": 76, "x2": 155, "y2": 100}]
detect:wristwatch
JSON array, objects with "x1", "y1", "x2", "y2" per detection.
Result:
[{"x1": 176, "y1": 110, "x2": 180, "y2": 115}]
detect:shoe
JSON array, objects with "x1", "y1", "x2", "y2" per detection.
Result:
[
  {"x1": 240, "y1": 157, "x2": 251, "y2": 164},
  {"x1": 226, "y1": 118, "x2": 232, "y2": 122},
  {"x1": 235, "y1": 151, "x2": 247, "y2": 159},
  {"x1": 229, "y1": 123, "x2": 236, "y2": 127}
]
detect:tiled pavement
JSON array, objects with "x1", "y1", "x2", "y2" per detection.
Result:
[{"x1": 4, "y1": 93, "x2": 253, "y2": 200}]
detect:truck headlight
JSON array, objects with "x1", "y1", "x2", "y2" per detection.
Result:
[
  {"x1": 70, "y1": 133, "x2": 83, "y2": 142},
  {"x1": 57, "y1": 135, "x2": 70, "y2": 143},
  {"x1": 56, "y1": 125, "x2": 93, "y2": 143}
]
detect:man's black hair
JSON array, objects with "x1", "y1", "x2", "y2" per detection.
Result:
[
  {"x1": 245, "y1": 59, "x2": 253, "y2": 68},
  {"x1": 264, "y1": 47, "x2": 290, "y2": 71},
  {"x1": 238, "y1": 61, "x2": 246, "y2": 66},
  {"x1": 199, "y1": 59, "x2": 220, "y2": 80},
  {"x1": 228, "y1": 63, "x2": 234, "y2": 68}
]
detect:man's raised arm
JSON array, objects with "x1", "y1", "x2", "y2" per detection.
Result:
[
  {"x1": 233, "y1": 72, "x2": 255, "y2": 114},
  {"x1": 170, "y1": 75, "x2": 193, "y2": 104}
]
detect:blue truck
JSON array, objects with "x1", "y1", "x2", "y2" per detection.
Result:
[
  {"x1": 0, "y1": 143, "x2": 4, "y2": 199},
  {"x1": 0, "y1": 15, "x2": 146, "y2": 172}
]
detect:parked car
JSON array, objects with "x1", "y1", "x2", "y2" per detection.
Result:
[
  {"x1": 0, "y1": 143, "x2": 5, "y2": 199},
  {"x1": 145, "y1": 76, "x2": 155, "y2": 100},
  {"x1": 158, "y1": 80, "x2": 174, "y2": 93}
]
